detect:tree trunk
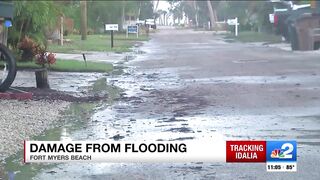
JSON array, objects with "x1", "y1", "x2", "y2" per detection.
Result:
[
  {"x1": 80, "y1": 1, "x2": 87, "y2": 40},
  {"x1": 18, "y1": 21, "x2": 25, "y2": 44},
  {"x1": 207, "y1": 0, "x2": 216, "y2": 30},
  {"x1": 138, "y1": 1, "x2": 141, "y2": 19},
  {"x1": 154, "y1": 0, "x2": 160, "y2": 14},
  {"x1": 159, "y1": 14, "x2": 162, "y2": 25},
  {"x1": 173, "y1": 14, "x2": 175, "y2": 25},
  {"x1": 193, "y1": 0, "x2": 199, "y2": 27},
  {"x1": 166, "y1": 14, "x2": 169, "y2": 26},
  {"x1": 118, "y1": 1, "x2": 125, "y2": 31}
]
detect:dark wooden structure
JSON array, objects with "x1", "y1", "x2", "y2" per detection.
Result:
[{"x1": 35, "y1": 69, "x2": 50, "y2": 89}]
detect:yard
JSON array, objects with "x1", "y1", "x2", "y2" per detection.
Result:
[
  {"x1": 48, "y1": 33, "x2": 149, "y2": 53},
  {"x1": 16, "y1": 59, "x2": 113, "y2": 73},
  {"x1": 225, "y1": 31, "x2": 283, "y2": 43}
]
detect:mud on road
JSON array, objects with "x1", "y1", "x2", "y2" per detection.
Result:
[{"x1": 16, "y1": 28, "x2": 320, "y2": 179}]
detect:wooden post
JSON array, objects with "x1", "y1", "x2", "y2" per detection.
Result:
[
  {"x1": 35, "y1": 69, "x2": 50, "y2": 89},
  {"x1": 137, "y1": 26, "x2": 139, "y2": 38},
  {"x1": 111, "y1": 30, "x2": 114, "y2": 48},
  {"x1": 126, "y1": 27, "x2": 128, "y2": 38},
  {"x1": 146, "y1": 25, "x2": 149, "y2": 36}
]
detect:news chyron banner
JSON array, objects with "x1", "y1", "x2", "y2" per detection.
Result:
[
  {"x1": 24, "y1": 140, "x2": 226, "y2": 163},
  {"x1": 24, "y1": 140, "x2": 297, "y2": 172}
]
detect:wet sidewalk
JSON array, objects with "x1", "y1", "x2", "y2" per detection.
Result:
[
  {"x1": 55, "y1": 51, "x2": 127, "y2": 64},
  {"x1": 11, "y1": 50, "x2": 133, "y2": 95}
]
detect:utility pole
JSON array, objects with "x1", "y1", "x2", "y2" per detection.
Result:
[{"x1": 80, "y1": 1, "x2": 87, "y2": 40}]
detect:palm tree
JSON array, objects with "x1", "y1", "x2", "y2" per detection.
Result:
[
  {"x1": 207, "y1": 0, "x2": 217, "y2": 30},
  {"x1": 193, "y1": 0, "x2": 199, "y2": 27}
]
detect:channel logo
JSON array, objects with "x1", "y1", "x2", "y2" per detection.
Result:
[
  {"x1": 267, "y1": 141, "x2": 297, "y2": 162},
  {"x1": 271, "y1": 149, "x2": 286, "y2": 158}
]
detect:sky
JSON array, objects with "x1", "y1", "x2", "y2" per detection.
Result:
[{"x1": 153, "y1": 1, "x2": 181, "y2": 25}]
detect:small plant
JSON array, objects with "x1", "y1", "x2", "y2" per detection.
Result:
[
  {"x1": 34, "y1": 48, "x2": 56, "y2": 89},
  {"x1": 18, "y1": 36, "x2": 40, "y2": 61},
  {"x1": 35, "y1": 48, "x2": 56, "y2": 68}
]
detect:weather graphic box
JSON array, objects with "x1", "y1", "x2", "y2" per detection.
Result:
[{"x1": 266, "y1": 141, "x2": 297, "y2": 172}]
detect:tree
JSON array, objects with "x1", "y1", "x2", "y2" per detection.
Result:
[
  {"x1": 139, "y1": 1, "x2": 154, "y2": 20},
  {"x1": 193, "y1": 0, "x2": 199, "y2": 27},
  {"x1": 8, "y1": 1, "x2": 60, "y2": 49},
  {"x1": 86, "y1": 1, "x2": 153, "y2": 33},
  {"x1": 207, "y1": 0, "x2": 219, "y2": 30},
  {"x1": 8, "y1": 0, "x2": 155, "y2": 48},
  {"x1": 207, "y1": 0, "x2": 215, "y2": 29},
  {"x1": 168, "y1": 0, "x2": 273, "y2": 32},
  {"x1": 167, "y1": 0, "x2": 206, "y2": 27},
  {"x1": 167, "y1": 0, "x2": 183, "y2": 25},
  {"x1": 215, "y1": 1, "x2": 273, "y2": 32}
]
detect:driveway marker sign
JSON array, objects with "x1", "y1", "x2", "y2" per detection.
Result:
[
  {"x1": 227, "y1": 17, "x2": 239, "y2": 36},
  {"x1": 105, "y1": 24, "x2": 118, "y2": 48},
  {"x1": 127, "y1": 25, "x2": 139, "y2": 38}
]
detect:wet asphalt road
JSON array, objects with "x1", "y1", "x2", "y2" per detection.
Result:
[{"x1": 36, "y1": 28, "x2": 320, "y2": 179}]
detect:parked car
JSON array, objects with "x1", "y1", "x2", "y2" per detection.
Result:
[
  {"x1": 269, "y1": 0, "x2": 311, "y2": 41},
  {"x1": 145, "y1": 19, "x2": 157, "y2": 29}
]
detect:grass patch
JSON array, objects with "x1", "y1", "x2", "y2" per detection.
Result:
[
  {"x1": 48, "y1": 33, "x2": 149, "y2": 53},
  {"x1": 225, "y1": 31, "x2": 282, "y2": 43},
  {"x1": 17, "y1": 59, "x2": 113, "y2": 72}
]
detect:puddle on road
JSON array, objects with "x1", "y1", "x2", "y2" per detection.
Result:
[
  {"x1": 7, "y1": 49, "x2": 229, "y2": 179},
  {"x1": 232, "y1": 59, "x2": 269, "y2": 64},
  {"x1": 3, "y1": 44, "x2": 320, "y2": 179},
  {"x1": 19, "y1": 111, "x2": 320, "y2": 179},
  {"x1": 13, "y1": 72, "x2": 106, "y2": 97},
  {"x1": 184, "y1": 75, "x2": 320, "y2": 85},
  {"x1": 33, "y1": 50, "x2": 320, "y2": 179},
  {"x1": 123, "y1": 55, "x2": 136, "y2": 62},
  {"x1": 224, "y1": 39, "x2": 236, "y2": 43},
  {"x1": 1, "y1": 77, "x2": 122, "y2": 180}
]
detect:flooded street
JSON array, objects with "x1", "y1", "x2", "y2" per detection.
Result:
[{"x1": 26, "y1": 28, "x2": 320, "y2": 179}]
